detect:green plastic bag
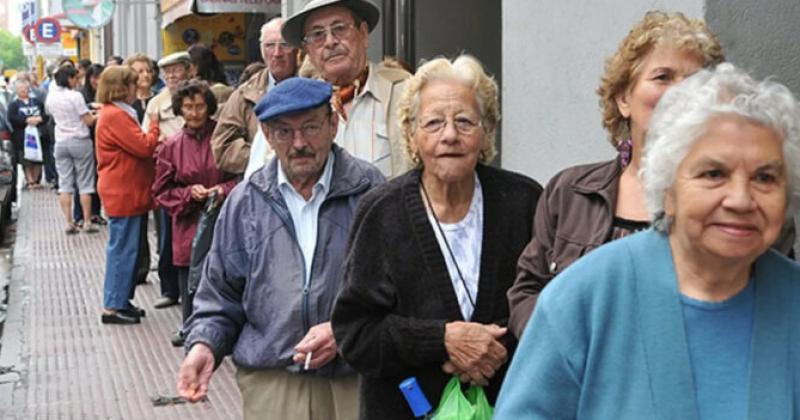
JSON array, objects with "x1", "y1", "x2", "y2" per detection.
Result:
[{"x1": 433, "y1": 376, "x2": 493, "y2": 420}]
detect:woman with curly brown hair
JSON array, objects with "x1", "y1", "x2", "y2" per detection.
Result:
[{"x1": 506, "y1": 11, "x2": 731, "y2": 338}]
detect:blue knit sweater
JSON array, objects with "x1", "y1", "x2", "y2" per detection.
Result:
[{"x1": 495, "y1": 229, "x2": 800, "y2": 419}]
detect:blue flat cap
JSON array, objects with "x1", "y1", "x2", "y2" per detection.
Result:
[{"x1": 255, "y1": 77, "x2": 333, "y2": 123}]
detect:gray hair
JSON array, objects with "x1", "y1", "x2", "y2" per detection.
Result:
[
  {"x1": 397, "y1": 55, "x2": 500, "y2": 167},
  {"x1": 260, "y1": 17, "x2": 285, "y2": 43},
  {"x1": 641, "y1": 63, "x2": 800, "y2": 232},
  {"x1": 13, "y1": 78, "x2": 30, "y2": 92}
]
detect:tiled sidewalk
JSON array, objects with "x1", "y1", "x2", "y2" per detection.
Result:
[{"x1": 0, "y1": 189, "x2": 242, "y2": 419}]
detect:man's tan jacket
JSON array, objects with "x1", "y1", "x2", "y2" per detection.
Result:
[{"x1": 211, "y1": 68, "x2": 270, "y2": 174}]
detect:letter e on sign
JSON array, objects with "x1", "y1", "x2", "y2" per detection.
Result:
[{"x1": 35, "y1": 18, "x2": 62, "y2": 44}]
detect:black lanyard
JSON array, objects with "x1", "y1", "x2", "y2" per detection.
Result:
[{"x1": 420, "y1": 179, "x2": 476, "y2": 310}]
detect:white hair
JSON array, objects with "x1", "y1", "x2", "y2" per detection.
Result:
[
  {"x1": 13, "y1": 78, "x2": 30, "y2": 92},
  {"x1": 260, "y1": 17, "x2": 285, "y2": 43},
  {"x1": 641, "y1": 63, "x2": 800, "y2": 232}
]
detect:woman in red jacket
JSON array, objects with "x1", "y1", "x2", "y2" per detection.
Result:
[
  {"x1": 153, "y1": 80, "x2": 238, "y2": 344},
  {"x1": 95, "y1": 66, "x2": 160, "y2": 325}
]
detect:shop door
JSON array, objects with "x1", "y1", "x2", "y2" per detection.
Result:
[{"x1": 382, "y1": 0, "x2": 503, "y2": 158}]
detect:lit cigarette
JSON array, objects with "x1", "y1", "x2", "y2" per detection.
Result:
[{"x1": 304, "y1": 352, "x2": 312, "y2": 370}]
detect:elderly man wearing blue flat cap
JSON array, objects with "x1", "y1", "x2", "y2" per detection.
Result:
[{"x1": 176, "y1": 77, "x2": 385, "y2": 419}]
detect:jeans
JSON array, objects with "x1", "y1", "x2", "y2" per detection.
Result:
[
  {"x1": 103, "y1": 215, "x2": 146, "y2": 310},
  {"x1": 158, "y1": 208, "x2": 179, "y2": 300}
]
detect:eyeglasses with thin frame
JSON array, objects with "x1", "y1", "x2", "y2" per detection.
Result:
[
  {"x1": 162, "y1": 66, "x2": 187, "y2": 76},
  {"x1": 268, "y1": 116, "x2": 331, "y2": 143},
  {"x1": 262, "y1": 41, "x2": 292, "y2": 52},
  {"x1": 303, "y1": 22, "x2": 357, "y2": 47},
  {"x1": 415, "y1": 115, "x2": 483, "y2": 135}
]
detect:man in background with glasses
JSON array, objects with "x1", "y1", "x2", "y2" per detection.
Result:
[
  {"x1": 143, "y1": 52, "x2": 193, "y2": 311},
  {"x1": 282, "y1": 0, "x2": 411, "y2": 178},
  {"x1": 178, "y1": 77, "x2": 384, "y2": 419},
  {"x1": 211, "y1": 17, "x2": 299, "y2": 175}
]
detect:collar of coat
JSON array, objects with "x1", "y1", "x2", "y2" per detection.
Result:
[{"x1": 620, "y1": 230, "x2": 796, "y2": 418}]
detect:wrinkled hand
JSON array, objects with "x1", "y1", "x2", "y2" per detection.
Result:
[
  {"x1": 443, "y1": 322, "x2": 508, "y2": 386},
  {"x1": 292, "y1": 322, "x2": 338, "y2": 370},
  {"x1": 190, "y1": 184, "x2": 208, "y2": 201},
  {"x1": 176, "y1": 343, "x2": 215, "y2": 403},
  {"x1": 441, "y1": 361, "x2": 477, "y2": 385}
]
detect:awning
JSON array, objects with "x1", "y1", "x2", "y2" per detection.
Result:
[
  {"x1": 161, "y1": 0, "x2": 280, "y2": 28},
  {"x1": 191, "y1": 0, "x2": 281, "y2": 15},
  {"x1": 161, "y1": 0, "x2": 194, "y2": 28}
]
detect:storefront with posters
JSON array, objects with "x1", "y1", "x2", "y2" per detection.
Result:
[{"x1": 160, "y1": 0, "x2": 280, "y2": 84}]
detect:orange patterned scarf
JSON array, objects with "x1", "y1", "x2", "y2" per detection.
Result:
[{"x1": 331, "y1": 67, "x2": 369, "y2": 122}]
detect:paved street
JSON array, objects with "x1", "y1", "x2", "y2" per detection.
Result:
[{"x1": 0, "y1": 188, "x2": 242, "y2": 419}]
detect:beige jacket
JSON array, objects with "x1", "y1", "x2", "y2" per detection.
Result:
[
  {"x1": 362, "y1": 61, "x2": 412, "y2": 178},
  {"x1": 211, "y1": 68, "x2": 269, "y2": 174},
  {"x1": 212, "y1": 62, "x2": 411, "y2": 176},
  {"x1": 143, "y1": 89, "x2": 183, "y2": 142}
]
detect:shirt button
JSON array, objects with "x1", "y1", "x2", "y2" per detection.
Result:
[{"x1": 549, "y1": 261, "x2": 557, "y2": 274}]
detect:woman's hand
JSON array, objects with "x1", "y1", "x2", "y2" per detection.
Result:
[
  {"x1": 190, "y1": 184, "x2": 208, "y2": 201},
  {"x1": 147, "y1": 111, "x2": 159, "y2": 123},
  {"x1": 26, "y1": 116, "x2": 42, "y2": 126},
  {"x1": 444, "y1": 321, "x2": 508, "y2": 386},
  {"x1": 209, "y1": 185, "x2": 225, "y2": 203}
]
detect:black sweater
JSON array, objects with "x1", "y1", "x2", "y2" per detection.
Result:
[{"x1": 332, "y1": 164, "x2": 543, "y2": 419}]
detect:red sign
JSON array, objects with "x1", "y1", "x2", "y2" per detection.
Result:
[
  {"x1": 22, "y1": 24, "x2": 36, "y2": 45},
  {"x1": 35, "y1": 17, "x2": 62, "y2": 44}
]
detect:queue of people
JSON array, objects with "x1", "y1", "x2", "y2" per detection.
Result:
[{"x1": 8, "y1": 1, "x2": 800, "y2": 418}]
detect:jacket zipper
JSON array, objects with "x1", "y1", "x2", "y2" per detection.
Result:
[{"x1": 262, "y1": 166, "x2": 372, "y2": 335}]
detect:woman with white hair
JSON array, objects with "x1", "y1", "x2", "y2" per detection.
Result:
[
  {"x1": 494, "y1": 63, "x2": 800, "y2": 418},
  {"x1": 7, "y1": 78, "x2": 47, "y2": 188},
  {"x1": 331, "y1": 55, "x2": 543, "y2": 418}
]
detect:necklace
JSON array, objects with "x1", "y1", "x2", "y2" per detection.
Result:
[{"x1": 420, "y1": 179, "x2": 476, "y2": 310}]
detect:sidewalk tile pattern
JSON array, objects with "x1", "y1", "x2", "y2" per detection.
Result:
[{"x1": 2, "y1": 189, "x2": 242, "y2": 419}]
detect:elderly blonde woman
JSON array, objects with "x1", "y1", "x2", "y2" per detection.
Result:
[
  {"x1": 495, "y1": 63, "x2": 800, "y2": 418},
  {"x1": 506, "y1": 11, "x2": 733, "y2": 338},
  {"x1": 331, "y1": 55, "x2": 543, "y2": 419}
]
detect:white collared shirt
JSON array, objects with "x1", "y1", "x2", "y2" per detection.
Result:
[
  {"x1": 277, "y1": 151, "x2": 335, "y2": 286},
  {"x1": 334, "y1": 62, "x2": 392, "y2": 176}
]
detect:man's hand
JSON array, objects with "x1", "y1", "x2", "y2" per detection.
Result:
[
  {"x1": 443, "y1": 322, "x2": 508, "y2": 386},
  {"x1": 176, "y1": 343, "x2": 215, "y2": 402},
  {"x1": 292, "y1": 322, "x2": 338, "y2": 370},
  {"x1": 190, "y1": 184, "x2": 208, "y2": 201}
]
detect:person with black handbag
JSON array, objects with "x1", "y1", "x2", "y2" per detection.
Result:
[{"x1": 152, "y1": 80, "x2": 238, "y2": 346}]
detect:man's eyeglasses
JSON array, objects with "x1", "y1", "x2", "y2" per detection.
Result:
[
  {"x1": 416, "y1": 116, "x2": 483, "y2": 135},
  {"x1": 162, "y1": 66, "x2": 187, "y2": 76},
  {"x1": 268, "y1": 120, "x2": 328, "y2": 143},
  {"x1": 262, "y1": 41, "x2": 292, "y2": 52},
  {"x1": 303, "y1": 22, "x2": 357, "y2": 47}
]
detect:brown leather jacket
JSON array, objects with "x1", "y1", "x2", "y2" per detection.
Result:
[
  {"x1": 507, "y1": 158, "x2": 796, "y2": 338},
  {"x1": 211, "y1": 67, "x2": 270, "y2": 174}
]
